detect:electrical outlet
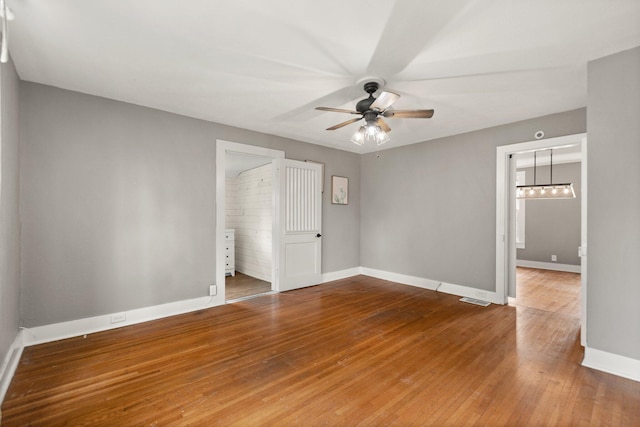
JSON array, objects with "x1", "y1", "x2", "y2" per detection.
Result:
[
  {"x1": 209, "y1": 285, "x2": 217, "y2": 296},
  {"x1": 110, "y1": 313, "x2": 126, "y2": 324},
  {"x1": 551, "y1": 254, "x2": 557, "y2": 262}
]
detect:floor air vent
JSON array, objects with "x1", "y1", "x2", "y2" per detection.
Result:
[{"x1": 459, "y1": 297, "x2": 491, "y2": 307}]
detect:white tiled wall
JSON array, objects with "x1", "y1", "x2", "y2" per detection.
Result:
[{"x1": 225, "y1": 164, "x2": 272, "y2": 282}]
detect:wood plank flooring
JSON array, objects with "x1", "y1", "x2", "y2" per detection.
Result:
[
  {"x1": 515, "y1": 267, "x2": 581, "y2": 317},
  {"x1": 225, "y1": 272, "x2": 272, "y2": 301},
  {"x1": 3, "y1": 273, "x2": 639, "y2": 425}
]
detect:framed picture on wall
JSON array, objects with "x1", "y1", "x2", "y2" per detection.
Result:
[{"x1": 331, "y1": 176, "x2": 348, "y2": 205}]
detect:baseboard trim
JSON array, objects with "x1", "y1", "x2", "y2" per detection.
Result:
[
  {"x1": 582, "y1": 346, "x2": 640, "y2": 382},
  {"x1": 321, "y1": 267, "x2": 361, "y2": 284},
  {"x1": 359, "y1": 267, "x2": 503, "y2": 305},
  {"x1": 0, "y1": 331, "x2": 24, "y2": 405},
  {"x1": 20, "y1": 268, "x2": 362, "y2": 348},
  {"x1": 17, "y1": 267, "x2": 499, "y2": 349},
  {"x1": 516, "y1": 260, "x2": 581, "y2": 273},
  {"x1": 21, "y1": 296, "x2": 223, "y2": 347}
]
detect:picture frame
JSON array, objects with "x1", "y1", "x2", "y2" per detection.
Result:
[
  {"x1": 331, "y1": 176, "x2": 348, "y2": 205},
  {"x1": 305, "y1": 160, "x2": 325, "y2": 193}
]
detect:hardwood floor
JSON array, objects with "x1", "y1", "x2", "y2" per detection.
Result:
[
  {"x1": 515, "y1": 267, "x2": 581, "y2": 317},
  {"x1": 225, "y1": 272, "x2": 272, "y2": 301},
  {"x1": 3, "y1": 273, "x2": 639, "y2": 425}
]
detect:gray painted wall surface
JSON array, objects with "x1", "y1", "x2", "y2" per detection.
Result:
[
  {"x1": 19, "y1": 83, "x2": 360, "y2": 327},
  {"x1": 0, "y1": 58, "x2": 21, "y2": 363},
  {"x1": 517, "y1": 162, "x2": 581, "y2": 265},
  {"x1": 360, "y1": 109, "x2": 586, "y2": 291},
  {"x1": 587, "y1": 46, "x2": 640, "y2": 360}
]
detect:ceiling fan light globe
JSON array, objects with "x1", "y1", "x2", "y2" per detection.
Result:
[
  {"x1": 375, "y1": 129, "x2": 390, "y2": 146},
  {"x1": 350, "y1": 127, "x2": 365, "y2": 146},
  {"x1": 361, "y1": 125, "x2": 388, "y2": 145}
]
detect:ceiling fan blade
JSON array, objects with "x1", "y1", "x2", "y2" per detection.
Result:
[
  {"x1": 376, "y1": 118, "x2": 391, "y2": 133},
  {"x1": 315, "y1": 107, "x2": 360, "y2": 115},
  {"x1": 370, "y1": 91, "x2": 400, "y2": 111},
  {"x1": 383, "y1": 109, "x2": 434, "y2": 119},
  {"x1": 326, "y1": 117, "x2": 362, "y2": 131},
  {"x1": 366, "y1": 2, "x2": 466, "y2": 76}
]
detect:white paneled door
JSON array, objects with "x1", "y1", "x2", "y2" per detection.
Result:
[{"x1": 274, "y1": 159, "x2": 322, "y2": 292}]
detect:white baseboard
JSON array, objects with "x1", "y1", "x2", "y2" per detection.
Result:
[
  {"x1": 321, "y1": 267, "x2": 361, "y2": 284},
  {"x1": 582, "y1": 346, "x2": 640, "y2": 382},
  {"x1": 14, "y1": 267, "x2": 502, "y2": 350},
  {"x1": 0, "y1": 331, "x2": 25, "y2": 405},
  {"x1": 359, "y1": 267, "x2": 503, "y2": 305},
  {"x1": 21, "y1": 296, "x2": 223, "y2": 347},
  {"x1": 21, "y1": 268, "x2": 362, "y2": 348},
  {"x1": 516, "y1": 259, "x2": 581, "y2": 273}
]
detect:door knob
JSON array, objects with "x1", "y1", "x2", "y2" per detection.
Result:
[{"x1": 316, "y1": 233, "x2": 322, "y2": 238}]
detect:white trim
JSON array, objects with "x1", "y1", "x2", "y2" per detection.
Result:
[
  {"x1": 17, "y1": 267, "x2": 360, "y2": 349},
  {"x1": 583, "y1": 347, "x2": 640, "y2": 383},
  {"x1": 216, "y1": 140, "x2": 285, "y2": 302},
  {"x1": 0, "y1": 330, "x2": 24, "y2": 404},
  {"x1": 21, "y1": 296, "x2": 221, "y2": 347},
  {"x1": 321, "y1": 267, "x2": 361, "y2": 283},
  {"x1": 360, "y1": 267, "x2": 502, "y2": 304},
  {"x1": 516, "y1": 260, "x2": 581, "y2": 273},
  {"x1": 19, "y1": 266, "x2": 500, "y2": 348},
  {"x1": 496, "y1": 134, "x2": 587, "y2": 306},
  {"x1": 580, "y1": 136, "x2": 588, "y2": 347}
]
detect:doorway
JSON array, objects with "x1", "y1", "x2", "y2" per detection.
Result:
[
  {"x1": 511, "y1": 147, "x2": 582, "y2": 314},
  {"x1": 216, "y1": 141, "x2": 324, "y2": 302},
  {"x1": 216, "y1": 141, "x2": 284, "y2": 302},
  {"x1": 224, "y1": 152, "x2": 276, "y2": 301},
  {"x1": 496, "y1": 133, "x2": 587, "y2": 345}
]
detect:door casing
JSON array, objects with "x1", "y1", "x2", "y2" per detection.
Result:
[{"x1": 495, "y1": 133, "x2": 587, "y2": 346}]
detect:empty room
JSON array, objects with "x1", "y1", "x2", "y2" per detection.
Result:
[{"x1": 1, "y1": 1, "x2": 639, "y2": 425}]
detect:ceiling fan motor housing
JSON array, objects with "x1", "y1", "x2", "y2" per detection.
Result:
[{"x1": 356, "y1": 82, "x2": 380, "y2": 113}]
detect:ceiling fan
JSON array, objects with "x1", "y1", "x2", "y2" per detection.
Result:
[{"x1": 315, "y1": 79, "x2": 434, "y2": 146}]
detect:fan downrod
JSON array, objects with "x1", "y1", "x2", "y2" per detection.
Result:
[{"x1": 363, "y1": 81, "x2": 379, "y2": 95}]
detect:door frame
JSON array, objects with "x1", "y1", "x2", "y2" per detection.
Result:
[
  {"x1": 216, "y1": 140, "x2": 284, "y2": 302},
  {"x1": 495, "y1": 132, "x2": 587, "y2": 345}
]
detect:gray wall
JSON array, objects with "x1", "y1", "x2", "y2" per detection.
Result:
[
  {"x1": 517, "y1": 162, "x2": 581, "y2": 265},
  {"x1": 587, "y1": 46, "x2": 640, "y2": 360},
  {"x1": 19, "y1": 82, "x2": 360, "y2": 327},
  {"x1": 0, "y1": 58, "x2": 21, "y2": 363},
  {"x1": 360, "y1": 109, "x2": 586, "y2": 291}
]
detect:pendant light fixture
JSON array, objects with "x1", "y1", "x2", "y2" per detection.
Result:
[{"x1": 516, "y1": 149, "x2": 575, "y2": 200}]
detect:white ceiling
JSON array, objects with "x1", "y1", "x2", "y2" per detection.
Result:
[
  {"x1": 5, "y1": 0, "x2": 640, "y2": 153},
  {"x1": 225, "y1": 152, "x2": 271, "y2": 179}
]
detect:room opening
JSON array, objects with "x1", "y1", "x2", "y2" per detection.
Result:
[
  {"x1": 224, "y1": 152, "x2": 275, "y2": 301},
  {"x1": 511, "y1": 146, "x2": 582, "y2": 317}
]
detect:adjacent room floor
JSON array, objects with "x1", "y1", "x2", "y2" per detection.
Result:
[
  {"x1": 3, "y1": 269, "x2": 638, "y2": 425},
  {"x1": 225, "y1": 272, "x2": 272, "y2": 301},
  {"x1": 514, "y1": 266, "x2": 581, "y2": 317}
]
